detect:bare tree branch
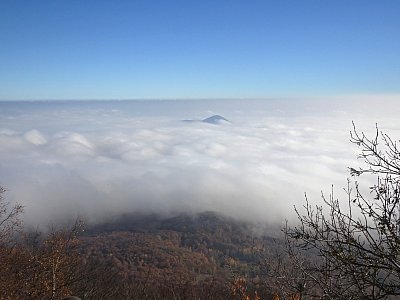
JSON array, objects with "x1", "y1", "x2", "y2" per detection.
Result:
[{"x1": 282, "y1": 124, "x2": 400, "y2": 299}]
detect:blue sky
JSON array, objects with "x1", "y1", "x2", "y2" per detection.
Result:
[{"x1": 0, "y1": 1, "x2": 399, "y2": 100}]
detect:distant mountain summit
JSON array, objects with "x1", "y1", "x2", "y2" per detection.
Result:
[
  {"x1": 201, "y1": 115, "x2": 229, "y2": 124},
  {"x1": 182, "y1": 114, "x2": 230, "y2": 125}
]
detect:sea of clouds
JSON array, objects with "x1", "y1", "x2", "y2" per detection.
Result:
[{"x1": 0, "y1": 97, "x2": 399, "y2": 227}]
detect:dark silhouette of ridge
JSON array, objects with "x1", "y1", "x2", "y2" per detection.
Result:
[
  {"x1": 182, "y1": 115, "x2": 230, "y2": 124},
  {"x1": 202, "y1": 115, "x2": 229, "y2": 124}
]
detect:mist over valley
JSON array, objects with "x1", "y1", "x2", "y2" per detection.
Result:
[{"x1": 1, "y1": 97, "x2": 399, "y2": 228}]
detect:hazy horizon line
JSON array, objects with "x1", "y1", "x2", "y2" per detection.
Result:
[{"x1": 1, "y1": 93, "x2": 399, "y2": 102}]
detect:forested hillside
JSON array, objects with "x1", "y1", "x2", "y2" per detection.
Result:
[{"x1": 78, "y1": 212, "x2": 282, "y2": 299}]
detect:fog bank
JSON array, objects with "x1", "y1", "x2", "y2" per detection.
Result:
[{"x1": 0, "y1": 97, "x2": 399, "y2": 227}]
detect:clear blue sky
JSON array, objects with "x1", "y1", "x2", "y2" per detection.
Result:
[{"x1": 0, "y1": 1, "x2": 399, "y2": 100}]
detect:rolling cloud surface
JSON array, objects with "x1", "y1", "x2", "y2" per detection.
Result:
[{"x1": 0, "y1": 97, "x2": 399, "y2": 227}]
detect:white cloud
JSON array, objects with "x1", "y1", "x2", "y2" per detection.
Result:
[
  {"x1": 24, "y1": 129, "x2": 47, "y2": 145},
  {"x1": 0, "y1": 96, "x2": 399, "y2": 227}
]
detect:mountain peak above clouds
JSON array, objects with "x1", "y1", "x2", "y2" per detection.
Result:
[
  {"x1": 202, "y1": 115, "x2": 229, "y2": 124},
  {"x1": 182, "y1": 115, "x2": 230, "y2": 125}
]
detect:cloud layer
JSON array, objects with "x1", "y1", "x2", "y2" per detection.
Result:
[{"x1": 0, "y1": 97, "x2": 399, "y2": 227}]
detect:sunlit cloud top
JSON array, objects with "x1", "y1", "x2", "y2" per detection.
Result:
[{"x1": 1, "y1": 97, "x2": 400, "y2": 227}]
